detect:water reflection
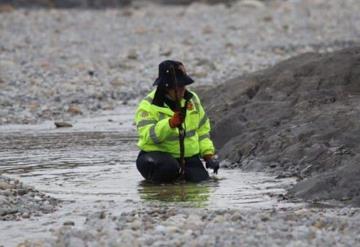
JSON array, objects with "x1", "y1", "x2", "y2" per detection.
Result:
[{"x1": 138, "y1": 179, "x2": 219, "y2": 207}]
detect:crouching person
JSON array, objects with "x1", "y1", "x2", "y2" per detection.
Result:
[{"x1": 135, "y1": 60, "x2": 219, "y2": 183}]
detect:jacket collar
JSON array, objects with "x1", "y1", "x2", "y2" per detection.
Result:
[
  {"x1": 163, "y1": 90, "x2": 193, "y2": 111},
  {"x1": 146, "y1": 89, "x2": 194, "y2": 115}
]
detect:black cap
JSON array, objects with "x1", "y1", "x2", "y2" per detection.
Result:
[{"x1": 153, "y1": 60, "x2": 194, "y2": 88}]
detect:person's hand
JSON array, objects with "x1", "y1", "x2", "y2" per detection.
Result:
[
  {"x1": 204, "y1": 155, "x2": 220, "y2": 174},
  {"x1": 169, "y1": 111, "x2": 185, "y2": 128}
]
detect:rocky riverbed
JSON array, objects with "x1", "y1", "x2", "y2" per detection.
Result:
[
  {"x1": 1, "y1": 0, "x2": 360, "y2": 246},
  {"x1": 0, "y1": 176, "x2": 59, "y2": 221},
  {"x1": 19, "y1": 206, "x2": 360, "y2": 246},
  {"x1": 0, "y1": 0, "x2": 359, "y2": 125}
]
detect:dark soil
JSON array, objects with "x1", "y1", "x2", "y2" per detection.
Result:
[{"x1": 200, "y1": 47, "x2": 360, "y2": 206}]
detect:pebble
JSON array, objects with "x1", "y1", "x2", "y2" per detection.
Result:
[
  {"x1": 153, "y1": 223, "x2": 165, "y2": 232},
  {"x1": 120, "y1": 229, "x2": 139, "y2": 246},
  {"x1": 230, "y1": 211, "x2": 243, "y2": 221},
  {"x1": 99, "y1": 211, "x2": 106, "y2": 219},
  {"x1": 63, "y1": 221, "x2": 75, "y2": 226},
  {"x1": 22, "y1": 212, "x2": 30, "y2": 219},
  {"x1": 67, "y1": 237, "x2": 85, "y2": 247},
  {"x1": 127, "y1": 50, "x2": 139, "y2": 60},
  {"x1": 213, "y1": 215, "x2": 225, "y2": 223},
  {"x1": 130, "y1": 219, "x2": 141, "y2": 230},
  {"x1": 17, "y1": 189, "x2": 28, "y2": 196},
  {"x1": 67, "y1": 105, "x2": 82, "y2": 115},
  {"x1": 238, "y1": 0, "x2": 265, "y2": 8},
  {"x1": 54, "y1": 121, "x2": 73, "y2": 128},
  {"x1": 185, "y1": 214, "x2": 203, "y2": 228},
  {"x1": 0, "y1": 181, "x2": 15, "y2": 190}
]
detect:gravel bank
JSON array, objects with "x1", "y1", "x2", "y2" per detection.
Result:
[
  {"x1": 0, "y1": 175, "x2": 59, "y2": 221},
  {"x1": 20, "y1": 206, "x2": 360, "y2": 246},
  {"x1": 0, "y1": 0, "x2": 359, "y2": 124}
]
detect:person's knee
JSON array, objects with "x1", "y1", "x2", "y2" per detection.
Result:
[
  {"x1": 158, "y1": 163, "x2": 180, "y2": 181},
  {"x1": 151, "y1": 155, "x2": 180, "y2": 182},
  {"x1": 184, "y1": 156, "x2": 210, "y2": 182},
  {"x1": 185, "y1": 168, "x2": 209, "y2": 182},
  {"x1": 136, "y1": 151, "x2": 180, "y2": 183},
  {"x1": 136, "y1": 154, "x2": 151, "y2": 179}
]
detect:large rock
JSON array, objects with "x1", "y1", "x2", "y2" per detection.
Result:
[{"x1": 201, "y1": 47, "x2": 360, "y2": 205}]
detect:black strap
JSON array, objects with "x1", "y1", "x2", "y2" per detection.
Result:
[{"x1": 162, "y1": 90, "x2": 193, "y2": 112}]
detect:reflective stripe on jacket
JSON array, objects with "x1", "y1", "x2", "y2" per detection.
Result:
[{"x1": 135, "y1": 89, "x2": 215, "y2": 158}]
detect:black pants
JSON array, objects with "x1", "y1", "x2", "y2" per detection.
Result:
[{"x1": 136, "y1": 151, "x2": 210, "y2": 183}]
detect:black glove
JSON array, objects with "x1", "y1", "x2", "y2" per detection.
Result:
[{"x1": 205, "y1": 157, "x2": 220, "y2": 174}]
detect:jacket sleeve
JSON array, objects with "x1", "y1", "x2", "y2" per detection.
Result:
[
  {"x1": 193, "y1": 94, "x2": 215, "y2": 157},
  {"x1": 135, "y1": 102, "x2": 177, "y2": 145}
]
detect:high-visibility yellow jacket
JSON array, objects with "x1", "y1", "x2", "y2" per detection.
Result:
[{"x1": 135, "y1": 89, "x2": 215, "y2": 158}]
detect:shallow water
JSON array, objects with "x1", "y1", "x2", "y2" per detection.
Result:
[{"x1": 0, "y1": 107, "x2": 300, "y2": 246}]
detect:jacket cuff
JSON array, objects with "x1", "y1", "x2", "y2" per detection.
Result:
[{"x1": 203, "y1": 153, "x2": 214, "y2": 161}]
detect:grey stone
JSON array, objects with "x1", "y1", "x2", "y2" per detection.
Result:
[
  {"x1": 54, "y1": 122, "x2": 73, "y2": 128},
  {"x1": 0, "y1": 181, "x2": 15, "y2": 190},
  {"x1": 63, "y1": 221, "x2": 75, "y2": 226}
]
